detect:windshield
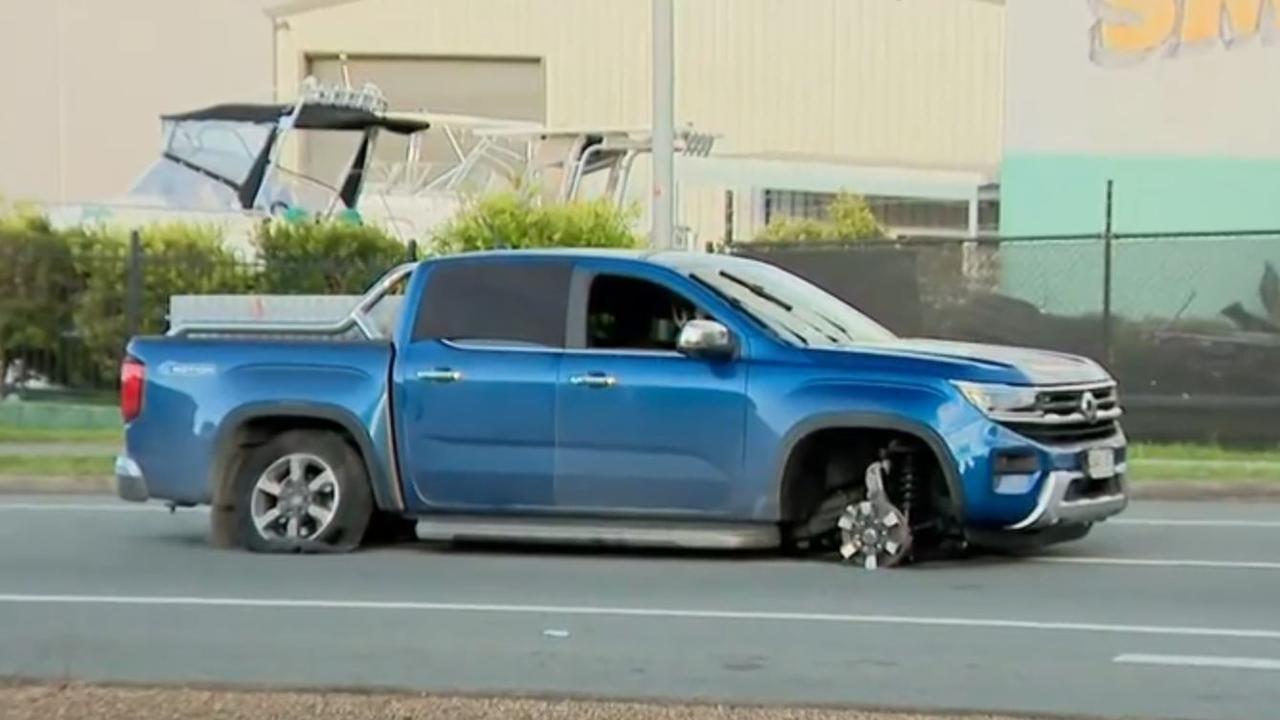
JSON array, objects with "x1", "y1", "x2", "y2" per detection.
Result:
[
  {"x1": 165, "y1": 120, "x2": 273, "y2": 185},
  {"x1": 127, "y1": 120, "x2": 275, "y2": 211},
  {"x1": 660, "y1": 254, "x2": 897, "y2": 347}
]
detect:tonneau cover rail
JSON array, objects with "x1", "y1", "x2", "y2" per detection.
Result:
[{"x1": 166, "y1": 263, "x2": 416, "y2": 340}]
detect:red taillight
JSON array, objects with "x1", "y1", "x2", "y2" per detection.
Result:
[{"x1": 120, "y1": 357, "x2": 145, "y2": 422}]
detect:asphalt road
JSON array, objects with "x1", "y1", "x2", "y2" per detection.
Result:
[{"x1": 1, "y1": 496, "x2": 1278, "y2": 720}]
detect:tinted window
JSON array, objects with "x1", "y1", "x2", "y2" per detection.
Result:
[
  {"x1": 585, "y1": 274, "x2": 710, "y2": 352},
  {"x1": 413, "y1": 260, "x2": 573, "y2": 347}
]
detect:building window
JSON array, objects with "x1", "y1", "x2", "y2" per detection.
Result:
[{"x1": 762, "y1": 189, "x2": 999, "y2": 238}]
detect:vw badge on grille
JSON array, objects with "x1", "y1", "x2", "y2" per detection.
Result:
[{"x1": 1080, "y1": 391, "x2": 1099, "y2": 422}]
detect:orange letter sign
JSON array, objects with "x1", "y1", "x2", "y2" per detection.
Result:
[
  {"x1": 1095, "y1": 0, "x2": 1179, "y2": 53},
  {"x1": 1181, "y1": 0, "x2": 1266, "y2": 43}
]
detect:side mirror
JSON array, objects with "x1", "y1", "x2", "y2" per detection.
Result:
[{"x1": 676, "y1": 319, "x2": 735, "y2": 359}]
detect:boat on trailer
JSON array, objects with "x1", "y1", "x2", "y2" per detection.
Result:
[{"x1": 47, "y1": 77, "x2": 718, "y2": 253}]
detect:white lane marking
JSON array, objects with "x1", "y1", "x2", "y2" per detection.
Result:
[
  {"x1": 1112, "y1": 518, "x2": 1280, "y2": 529},
  {"x1": 1115, "y1": 654, "x2": 1280, "y2": 671},
  {"x1": 0, "y1": 504, "x2": 171, "y2": 513},
  {"x1": 1036, "y1": 557, "x2": 1280, "y2": 571},
  {"x1": 1, "y1": 593, "x2": 1280, "y2": 641}
]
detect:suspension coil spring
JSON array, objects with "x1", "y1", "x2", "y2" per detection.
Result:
[{"x1": 898, "y1": 452, "x2": 919, "y2": 523}]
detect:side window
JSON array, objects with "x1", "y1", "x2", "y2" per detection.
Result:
[
  {"x1": 413, "y1": 260, "x2": 573, "y2": 348},
  {"x1": 585, "y1": 274, "x2": 711, "y2": 352}
]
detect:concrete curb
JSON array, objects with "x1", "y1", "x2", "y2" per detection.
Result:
[
  {"x1": 2, "y1": 475, "x2": 1280, "y2": 502},
  {"x1": 0, "y1": 475, "x2": 113, "y2": 495}
]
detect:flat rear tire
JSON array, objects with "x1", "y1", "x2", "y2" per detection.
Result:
[{"x1": 229, "y1": 430, "x2": 373, "y2": 553}]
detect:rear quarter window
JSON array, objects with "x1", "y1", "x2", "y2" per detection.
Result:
[{"x1": 412, "y1": 260, "x2": 574, "y2": 348}]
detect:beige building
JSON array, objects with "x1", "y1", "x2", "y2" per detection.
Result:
[
  {"x1": 270, "y1": 0, "x2": 1005, "y2": 242},
  {"x1": 0, "y1": 0, "x2": 276, "y2": 206},
  {"x1": 3, "y1": 0, "x2": 1005, "y2": 243}
]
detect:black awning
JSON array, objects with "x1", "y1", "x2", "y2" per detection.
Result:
[{"x1": 162, "y1": 103, "x2": 430, "y2": 135}]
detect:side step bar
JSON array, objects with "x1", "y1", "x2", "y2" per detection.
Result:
[{"x1": 415, "y1": 516, "x2": 780, "y2": 550}]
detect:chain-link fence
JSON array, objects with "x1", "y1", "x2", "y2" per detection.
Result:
[
  {"x1": 1, "y1": 232, "x2": 421, "y2": 402},
  {"x1": 7, "y1": 225, "x2": 1280, "y2": 444},
  {"x1": 732, "y1": 230, "x2": 1280, "y2": 445}
]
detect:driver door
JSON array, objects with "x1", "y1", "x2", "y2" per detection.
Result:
[{"x1": 553, "y1": 262, "x2": 749, "y2": 516}]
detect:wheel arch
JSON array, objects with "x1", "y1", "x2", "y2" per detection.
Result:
[
  {"x1": 774, "y1": 412, "x2": 966, "y2": 523},
  {"x1": 210, "y1": 402, "x2": 400, "y2": 513}
]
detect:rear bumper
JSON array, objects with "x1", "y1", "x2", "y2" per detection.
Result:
[
  {"x1": 114, "y1": 455, "x2": 150, "y2": 503},
  {"x1": 1006, "y1": 467, "x2": 1128, "y2": 531}
]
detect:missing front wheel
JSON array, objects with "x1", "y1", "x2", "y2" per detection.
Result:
[{"x1": 836, "y1": 496, "x2": 912, "y2": 569}]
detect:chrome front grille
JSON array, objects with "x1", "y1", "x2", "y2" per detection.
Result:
[{"x1": 995, "y1": 383, "x2": 1122, "y2": 445}]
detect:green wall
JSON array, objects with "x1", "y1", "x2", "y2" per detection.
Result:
[
  {"x1": 1001, "y1": 154, "x2": 1280, "y2": 236},
  {"x1": 998, "y1": 154, "x2": 1280, "y2": 320}
]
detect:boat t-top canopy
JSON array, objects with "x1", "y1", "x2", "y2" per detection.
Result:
[
  {"x1": 128, "y1": 78, "x2": 430, "y2": 214},
  {"x1": 163, "y1": 103, "x2": 431, "y2": 135}
]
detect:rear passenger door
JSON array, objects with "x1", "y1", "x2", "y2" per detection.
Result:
[{"x1": 393, "y1": 257, "x2": 572, "y2": 512}]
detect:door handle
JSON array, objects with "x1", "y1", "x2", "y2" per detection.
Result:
[
  {"x1": 569, "y1": 372, "x2": 617, "y2": 388},
  {"x1": 417, "y1": 368, "x2": 463, "y2": 383}
]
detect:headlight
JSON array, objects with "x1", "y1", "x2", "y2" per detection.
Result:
[{"x1": 952, "y1": 381, "x2": 1040, "y2": 416}]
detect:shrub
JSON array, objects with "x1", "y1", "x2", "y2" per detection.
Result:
[
  {"x1": 255, "y1": 219, "x2": 408, "y2": 294},
  {"x1": 0, "y1": 208, "x2": 422, "y2": 390},
  {"x1": 433, "y1": 190, "x2": 641, "y2": 253},
  {"x1": 754, "y1": 216, "x2": 838, "y2": 243},
  {"x1": 755, "y1": 192, "x2": 884, "y2": 243},
  {"x1": 72, "y1": 222, "x2": 249, "y2": 387},
  {"x1": 0, "y1": 212, "x2": 79, "y2": 396}
]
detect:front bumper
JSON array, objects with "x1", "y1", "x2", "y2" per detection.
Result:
[
  {"x1": 1006, "y1": 466, "x2": 1128, "y2": 530},
  {"x1": 114, "y1": 455, "x2": 150, "y2": 503}
]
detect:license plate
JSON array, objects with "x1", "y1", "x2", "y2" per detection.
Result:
[{"x1": 1086, "y1": 448, "x2": 1116, "y2": 479}]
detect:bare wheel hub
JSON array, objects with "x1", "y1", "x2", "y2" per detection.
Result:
[{"x1": 837, "y1": 497, "x2": 912, "y2": 570}]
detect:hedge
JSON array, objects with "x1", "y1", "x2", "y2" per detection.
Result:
[
  {"x1": 257, "y1": 219, "x2": 409, "y2": 294},
  {"x1": 1, "y1": 194, "x2": 643, "y2": 393},
  {"x1": 0, "y1": 212, "x2": 80, "y2": 394},
  {"x1": 0, "y1": 216, "x2": 409, "y2": 392},
  {"x1": 71, "y1": 222, "x2": 254, "y2": 387},
  {"x1": 433, "y1": 190, "x2": 641, "y2": 253},
  {"x1": 755, "y1": 192, "x2": 884, "y2": 243}
]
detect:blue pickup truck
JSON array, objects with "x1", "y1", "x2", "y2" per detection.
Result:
[{"x1": 116, "y1": 249, "x2": 1128, "y2": 568}]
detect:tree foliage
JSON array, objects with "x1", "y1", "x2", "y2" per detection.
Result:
[
  {"x1": 256, "y1": 218, "x2": 409, "y2": 294},
  {"x1": 71, "y1": 222, "x2": 251, "y2": 387},
  {"x1": 755, "y1": 192, "x2": 884, "y2": 243},
  {"x1": 433, "y1": 190, "x2": 642, "y2": 253},
  {"x1": 1, "y1": 191, "x2": 643, "y2": 394},
  {"x1": 0, "y1": 210, "x2": 411, "y2": 392},
  {"x1": 0, "y1": 211, "x2": 79, "y2": 395}
]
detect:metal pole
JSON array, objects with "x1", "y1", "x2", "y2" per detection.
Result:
[
  {"x1": 125, "y1": 229, "x2": 144, "y2": 339},
  {"x1": 651, "y1": 0, "x2": 675, "y2": 250},
  {"x1": 967, "y1": 190, "x2": 980, "y2": 239},
  {"x1": 1101, "y1": 179, "x2": 1114, "y2": 366}
]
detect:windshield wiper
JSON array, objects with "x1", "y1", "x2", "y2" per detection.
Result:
[
  {"x1": 711, "y1": 271, "x2": 839, "y2": 345},
  {"x1": 692, "y1": 273, "x2": 810, "y2": 346},
  {"x1": 813, "y1": 310, "x2": 855, "y2": 342},
  {"x1": 717, "y1": 270, "x2": 794, "y2": 312}
]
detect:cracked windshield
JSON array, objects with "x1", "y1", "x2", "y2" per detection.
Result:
[{"x1": 2, "y1": 1, "x2": 1279, "y2": 719}]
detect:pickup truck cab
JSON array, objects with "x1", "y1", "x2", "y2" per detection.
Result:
[{"x1": 116, "y1": 249, "x2": 1128, "y2": 568}]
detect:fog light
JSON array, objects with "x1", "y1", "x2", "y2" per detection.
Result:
[
  {"x1": 994, "y1": 452, "x2": 1040, "y2": 475},
  {"x1": 993, "y1": 453, "x2": 1041, "y2": 495}
]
